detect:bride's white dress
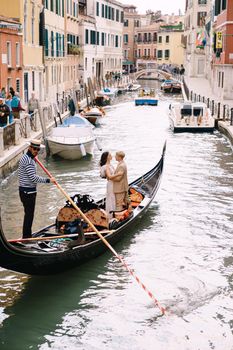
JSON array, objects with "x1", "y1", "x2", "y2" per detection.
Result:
[{"x1": 100, "y1": 164, "x2": 116, "y2": 216}]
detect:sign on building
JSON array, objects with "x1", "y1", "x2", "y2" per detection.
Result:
[{"x1": 216, "y1": 32, "x2": 222, "y2": 49}]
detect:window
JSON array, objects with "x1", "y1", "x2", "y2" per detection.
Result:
[
  {"x1": 32, "y1": 71, "x2": 35, "y2": 91},
  {"x1": 96, "y1": 1, "x2": 99, "y2": 16},
  {"x1": 222, "y1": 0, "x2": 226, "y2": 10},
  {"x1": 112, "y1": 8, "x2": 115, "y2": 20},
  {"x1": 51, "y1": 31, "x2": 54, "y2": 56},
  {"x1": 97, "y1": 31, "x2": 99, "y2": 45},
  {"x1": 166, "y1": 35, "x2": 169, "y2": 43},
  {"x1": 123, "y1": 34, "x2": 128, "y2": 43},
  {"x1": 16, "y1": 42, "x2": 20, "y2": 66},
  {"x1": 85, "y1": 29, "x2": 89, "y2": 44},
  {"x1": 144, "y1": 49, "x2": 147, "y2": 56},
  {"x1": 32, "y1": 5, "x2": 35, "y2": 44},
  {"x1": 157, "y1": 50, "x2": 162, "y2": 59},
  {"x1": 90, "y1": 30, "x2": 96, "y2": 45},
  {"x1": 101, "y1": 32, "x2": 105, "y2": 46},
  {"x1": 24, "y1": 1, "x2": 27, "y2": 43},
  {"x1": 197, "y1": 11, "x2": 206, "y2": 26},
  {"x1": 105, "y1": 5, "x2": 108, "y2": 18},
  {"x1": 148, "y1": 48, "x2": 150, "y2": 57},
  {"x1": 7, "y1": 42, "x2": 11, "y2": 66},
  {"x1": 16, "y1": 79, "x2": 21, "y2": 94},
  {"x1": 102, "y1": 4, "x2": 104, "y2": 17},
  {"x1": 85, "y1": 57, "x2": 87, "y2": 70},
  {"x1": 165, "y1": 49, "x2": 170, "y2": 59},
  {"x1": 115, "y1": 35, "x2": 119, "y2": 47},
  {"x1": 134, "y1": 50, "x2": 137, "y2": 58},
  {"x1": 158, "y1": 36, "x2": 162, "y2": 43},
  {"x1": 138, "y1": 49, "x2": 141, "y2": 58},
  {"x1": 153, "y1": 32, "x2": 157, "y2": 42},
  {"x1": 116, "y1": 9, "x2": 119, "y2": 21},
  {"x1": 51, "y1": 0, "x2": 54, "y2": 11},
  {"x1": 120, "y1": 11, "x2": 124, "y2": 23},
  {"x1": 198, "y1": 0, "x2": 207, "y2": 4},
  {"x1": 45, "y1": 29, "x2": 49, "y2": 56},
  {"x1": 154, "y1": 48, "x2": 156, "y2": 58},
  {"x1": 7, "y1": 78, "x2": 12, "y2": 94},
  {"x1": 124, "y1": 19, "x2": 128, "y2": 27}
]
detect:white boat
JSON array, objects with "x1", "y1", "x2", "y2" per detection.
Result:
[
  {"x1": 169, "y1": 102, "x2": 215, "y2": 133},
  {"x1": 135, "y1": 89, "x2": 159, "y2": 106},
  {"x1": 127, "y1": 83, "x2": 141, "y2": 91},
  {"x1": 47, "y1": 115, "x2": 96, "y2": 160},
  {"x1": 99, "y1": 87, "x2": 118, "y2": 98}
]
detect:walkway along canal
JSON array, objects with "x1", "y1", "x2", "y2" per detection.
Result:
[{"x1": 0, "y1": 81, "x2": 233, "y2": 349}]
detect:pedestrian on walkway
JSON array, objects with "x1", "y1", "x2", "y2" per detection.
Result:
[
  {"x1": 11, "y1": 92, "x2": 25, "y2": 119},
  {"x1": 0, "y1": 97, "x2": 10, "y2": 127},
  {"x1": 18, "y1": 139, "x2": 55, "y2": 238},
  {"x1": 5, "y1": 93, "x2": 13, "y2": 124},
  {"x1": 28, "y1": 91, "x2": 39, "y2": 118}
]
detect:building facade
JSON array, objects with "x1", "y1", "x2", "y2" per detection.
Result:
[
  {"x1": 0, "y1": 0, "x2": 44, "y2": 104},
  {"x1": 79, "y1": 0, "x2": 124, "y2": 83},
  {"x1": 0, "y1": 16, "x2": 23, "y2": 94},
  {"x1": 211, "y1": 0, "x2": 233, "y2": 99},
  {"x1": 156, "y1": 22, "x2": 184, "y2": 66},
  {"x1": 122, "y1": 5, "x2": 147, "y2": 73},
  {"x1": 43, "y1": 0, "x2": 66, "y2": 103},
  {"x1": 184, "y1": 0, "x2": 211, "y2": 78}
]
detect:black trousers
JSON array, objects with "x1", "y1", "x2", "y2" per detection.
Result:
[{"x1": 19, "y1": 191, "x2": 37, "y2": 238}]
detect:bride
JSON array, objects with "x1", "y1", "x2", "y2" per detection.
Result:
[{"x1": 99, "y1": 151, "x2": 116, "y2": 217}]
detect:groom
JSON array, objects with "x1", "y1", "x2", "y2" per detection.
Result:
[{"x1": 109, "y1": 151, "x2": 129, "y2": 211}]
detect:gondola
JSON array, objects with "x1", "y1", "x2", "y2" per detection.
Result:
[{"x1": 0, "y1": 143, "x2": 166, "y2": 276}]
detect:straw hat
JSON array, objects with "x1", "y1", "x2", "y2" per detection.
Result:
[{"x1": 28, "y1": 139, "x2": 45, "y2": 149}]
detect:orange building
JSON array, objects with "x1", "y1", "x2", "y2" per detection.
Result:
[{"x1": 0, "y1": 16, "x2": 23, "y2": 95}]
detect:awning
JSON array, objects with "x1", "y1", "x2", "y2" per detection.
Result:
[{"x1": 123, "y1": 60, "x2": 134, "y2": 65}]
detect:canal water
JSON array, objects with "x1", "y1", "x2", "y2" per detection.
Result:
[{"x1": 0, "y1": 80, "x2": 233, "y2": 349}]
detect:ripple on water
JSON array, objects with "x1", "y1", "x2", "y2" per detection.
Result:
[{"x1": 0, "y1": 83, "x2": 233, "y2": 349}]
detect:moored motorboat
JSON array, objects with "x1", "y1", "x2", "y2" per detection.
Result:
[
  {"x1": 161, "y1": 79, "x2": 182, "y2": 93},
  {"x1": 47, "y1": 115, "x2": 96, "y2": 160},
  {"x1": 135, "y1": 88, "x2": 159, "y2": 106},
  {"x1": 127, "y1": 83, "x2": 141, "y2": 92},
  {"x1": 94, "y1": 94, "x2": 111, "y2": 107},
  {"x1": 99, "y1": 87, "x2": 118, "y2": 98},
  {"x1": 80, "y1": 106, "x2": 105, "y2": 126},
  {"x1": 169, "y1": 102, "x2": 215, "y2": 133},
  {"x1": 0, "y1": 143, "x2": 166, "y2": 275}
]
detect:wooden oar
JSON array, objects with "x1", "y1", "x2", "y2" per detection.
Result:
[
  {"x1": 35, "y1": 157, "x2": 166, "y2": 315},
  {"x1": 9, "y1": 230, "x2": 112, "y2": 244}
]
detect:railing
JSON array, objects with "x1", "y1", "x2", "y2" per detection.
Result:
[{"x1": 184, "y1": 82, "x2": 233, "y2": 126}]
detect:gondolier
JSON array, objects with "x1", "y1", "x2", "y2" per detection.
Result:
[{"x1": 18, "y1": 139, "x2": 54, "y2": 238}]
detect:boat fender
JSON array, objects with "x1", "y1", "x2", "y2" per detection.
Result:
[
  {"x1": 80, "y1": 144, "x2": 86, "y2": 156},
  {"x1": 95, "y1": 138, "x2": 102, "y2": 151}
]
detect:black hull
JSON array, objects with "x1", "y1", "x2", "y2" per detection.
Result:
[{"x1": 0, "y1": 143, "x2": 166, "y2": 275}]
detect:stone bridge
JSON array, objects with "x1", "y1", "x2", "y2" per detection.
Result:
[{"x1": 134, "y1": 69, "x2": 172, "y2": 80}]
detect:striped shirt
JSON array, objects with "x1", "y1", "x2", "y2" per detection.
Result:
[{"x1": 18, "y1": 152, "x2": 49, "y2": 191}]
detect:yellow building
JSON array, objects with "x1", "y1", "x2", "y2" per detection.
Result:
[
  {"x1": 0, "y1": 0, "x2": 44, "y2": 103},
  {"x1": 156, "y1": 23, "x2": 184, "y2": 66}
]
